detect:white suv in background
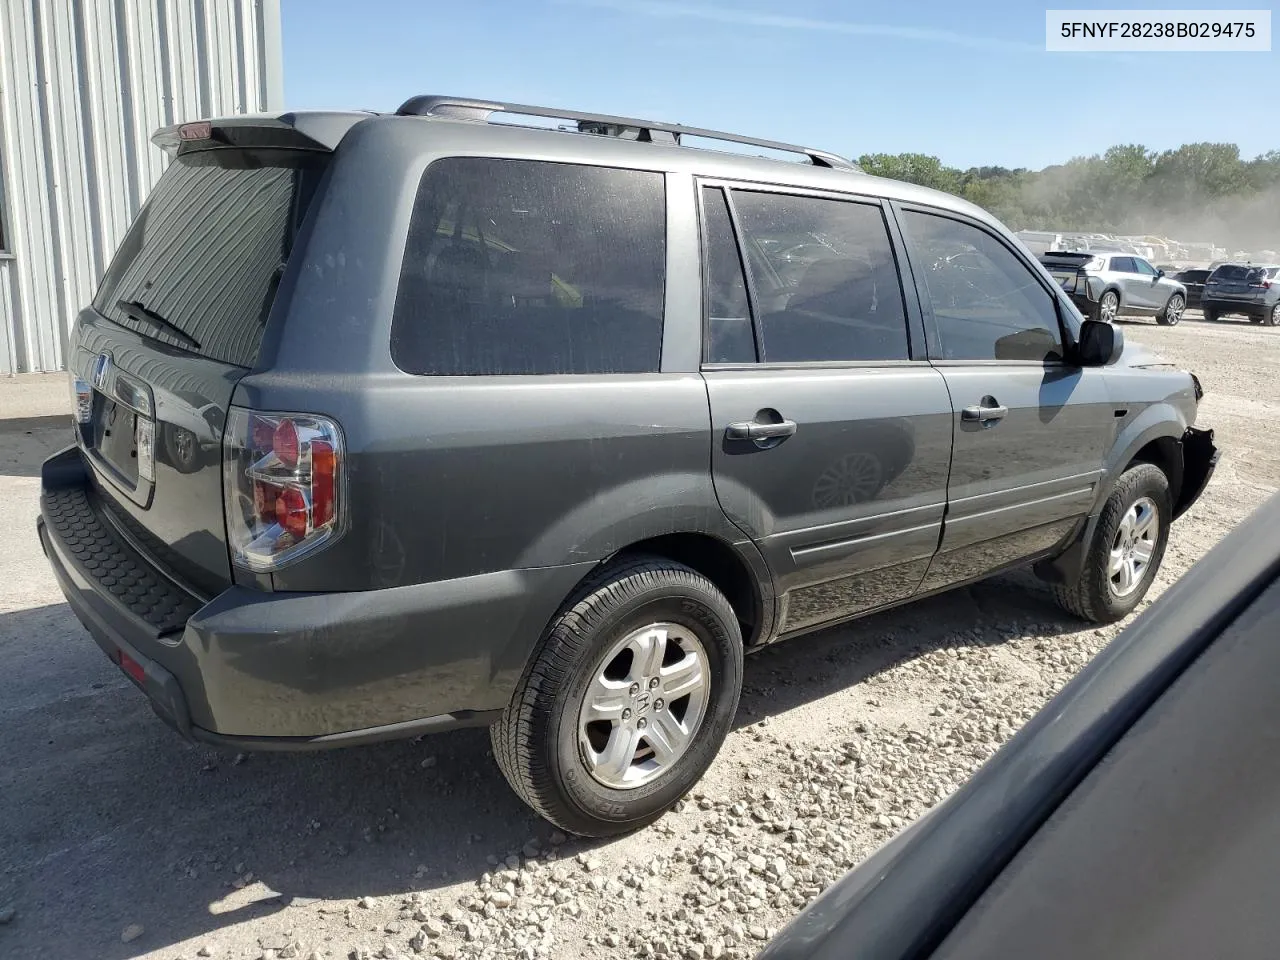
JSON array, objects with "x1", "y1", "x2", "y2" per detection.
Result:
[{"x1": 1039, "y1": 250, "x2": 1188, "y2": 325}]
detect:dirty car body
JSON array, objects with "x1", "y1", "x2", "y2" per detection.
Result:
[{"x1": 37, "y1": 98, "x2": 1217, "y2": 835}]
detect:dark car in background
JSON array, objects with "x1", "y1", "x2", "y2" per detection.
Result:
[
  {"x1": 1201, "y1": 263, "x2": 1280, "y2": 325},
  {"x1": 1170, "y1": 267, "x2": 1211, "y2": 310}
]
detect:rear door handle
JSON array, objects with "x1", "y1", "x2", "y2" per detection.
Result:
[
  {"x1": 725, "y1": 419, "x2": 798, "y2": 442},
  {"x1": 961, "y1": 403, "x2": 1008, "y2": 423}
]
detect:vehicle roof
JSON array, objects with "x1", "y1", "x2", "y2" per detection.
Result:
[
  {"x1": 1211, "y1": 261, "x2": 1280, "y2": 270},
  {"x1": 187, "y1": 108, "x2": 1003, "y2": 230}
]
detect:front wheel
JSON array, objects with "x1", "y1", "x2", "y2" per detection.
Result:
[
  {"x1": 1204, "y1": 309, "x2": 1220, "y2": 323},
  {"x1": 1157, "y1": 293, "x2": 1184, "y2": 326},
  {"x1": 1092, "y1": 290, "x2": 1120, "y2": 324},
  {"x1": 1051, "y1": 463, "x2": 1171, "y2": 623},
  {"x1": 491, "y1": 556, "x2": 744, "y2": 837}
]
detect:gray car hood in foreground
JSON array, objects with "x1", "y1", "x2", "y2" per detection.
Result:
[{"x1": 1116, "y1": 338, "x2": 1173, "y2": 369}]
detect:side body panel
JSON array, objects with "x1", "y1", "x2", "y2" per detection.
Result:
[
  {"x1": 705, "y1": 366, "x2": 952, "y2": 634},
  {"x1": 237, "y1": 121, "x2": 756, "y2": 594},
  {"x1": 892, "y1": 202, "x2": 1119, "y2": 589}
]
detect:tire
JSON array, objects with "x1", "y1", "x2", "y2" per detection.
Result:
[
  {"x1": 1092, "y1": 289, "x2": 1120, "y2": 323},
  {"x1": 1156, "y1": 293, "x2": 1184, "y2": 326},
  {"x1": 1051, "y1": 463, "x2": 1171, "y2": 624},
  {"x1": 1203, "y1": 309, "x2": 1219, "y2": 323},
  {"x1": 1266, "y1": 303, "x2": 1280, "y2": 327},
  {"x1": 491, "y1": 555, "x2": 744, "y2": 837}
]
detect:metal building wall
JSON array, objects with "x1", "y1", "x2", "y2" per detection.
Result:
[{"x1": 0, "y1": 0, "x2": 283, "y2": 374}]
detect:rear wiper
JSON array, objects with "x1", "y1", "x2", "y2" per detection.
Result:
[{"x1": 116, "y1": 299, "x2": 201, "y2": 350}]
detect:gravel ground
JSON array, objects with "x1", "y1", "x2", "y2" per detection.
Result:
[{"x1": 1, "y1": 316, "x2": 1276, "y2": 960}]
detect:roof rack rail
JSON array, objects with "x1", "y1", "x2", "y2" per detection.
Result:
[{"x1": 394, "y1": 95, "x2": 859, "y2": 171}]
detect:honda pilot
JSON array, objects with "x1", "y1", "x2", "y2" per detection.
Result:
[{"x1": 38, "y1": 97, "x2": 1217, "y2": 837}]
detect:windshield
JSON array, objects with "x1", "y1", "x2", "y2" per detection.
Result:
[{"x1": 92, "y1": 148, "x2": 328, "y2": 367}]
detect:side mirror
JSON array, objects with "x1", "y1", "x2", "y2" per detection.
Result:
[
  {"x1": 1077, "y1": 319, "x2": 1124, "y2": 366},
  {"x1": 1156, "y1": 269, "x2": 1165, "y2": 278}
]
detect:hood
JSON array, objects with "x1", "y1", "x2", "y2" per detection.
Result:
[{"x1": 1117, "y1": 337, "x2": 1173, "y2": 369}]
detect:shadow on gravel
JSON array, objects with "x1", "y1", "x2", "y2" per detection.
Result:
[{"x1": 0, "y1": 571, "x2": 1088, "y2": 959}]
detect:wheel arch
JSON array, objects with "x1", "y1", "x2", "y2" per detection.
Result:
[
  {"x1": 1035, "y1": 417, "x2": 1187, "y2": 587},
  {"x1": 602, "y1": 532, "x2": 776, "y2": 648}
]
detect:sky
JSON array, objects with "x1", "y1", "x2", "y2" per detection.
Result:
[{"x1": 281, "y1": 0, "x2": 1278, "y2": 171}]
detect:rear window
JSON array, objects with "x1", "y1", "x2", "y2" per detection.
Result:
[
  {"x1": 391, "y1": 158, "x2": 666, "y2": 376},
  {"x1": 1209, "y1": 264, "x2": 1266, "y2": 282},
  {"x1": 93, "y1": 148, "x2": 328, "y2": 368}
]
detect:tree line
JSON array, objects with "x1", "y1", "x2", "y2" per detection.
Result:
[{"x1": 857, "y1": 144, "x2": 1280, "y2": 247}]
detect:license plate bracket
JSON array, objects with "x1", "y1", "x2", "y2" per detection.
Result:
[{"x1": 92, "y1": 396, "x2": 141, "y2": 486}]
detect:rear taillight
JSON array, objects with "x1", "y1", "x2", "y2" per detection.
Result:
[{"x1": 223, "y1": 408, "x2": 346, "y2": 571}]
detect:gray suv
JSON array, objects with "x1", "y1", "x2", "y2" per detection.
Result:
[
  {"x1": 37, "y1": 96, "x2": 1217, "y2": 837},
  {"x1": 1201, "y1": 263, "x2": 1280, "y2": 325},
  {"x1": 1039, "y1": 251, "x2": 1188, "y2": 325}
]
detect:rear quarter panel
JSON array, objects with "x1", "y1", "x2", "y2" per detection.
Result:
[{"x1": 235, "y1": 117, "x2": 745, "y2": 593}]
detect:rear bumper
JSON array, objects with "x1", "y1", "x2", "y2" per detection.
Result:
[
  {"x1": 39, "y1": 445, "x2": 591, "y2": 747},
  {"x1": 1201, "y1": 297, "x2": 1269, "y2": 317}
]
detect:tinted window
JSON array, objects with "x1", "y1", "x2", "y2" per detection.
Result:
[
  {"x1": 1133, "y1": 258, "x2": 1158, "y2": 276},
  {"x1": 392, "y1": 159, "x2": 665, "y2": 376},
  {"x1": 1109, "y1": 256, "x2": 1135, "y2": 273},
  {"x1": 701, "y1": 187, "x2": 755, "y2": 363},
  {"x1": 93, "y1": 149, "x2": 328, "y2": 367},
  {"x1": 901, "y1": 210, "x2": 1063, "y2": 362},
  {"x1": 1213, "y1": 263, "x2": 1274, "y2": 281},
  {"x1": 730, "y1": 191, "x2": 909, "y2": 362}
]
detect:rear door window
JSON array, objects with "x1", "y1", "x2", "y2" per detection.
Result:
[
  {"x1": 721, "y1": 190, "x2": 910, "y2": 363},
  {"x1": 900, "y1": 209, "x2": 1064, "y2": 362},
  {"x1": 700, "y1": 187, "x2": 755, "y2": 363},
  {"x1": 1109, "y1": 256, "x2": 1136, "y2": 273},
  {"x1": 93, "y1": 148, "x2": 328, "y2": 368},
  {"x1": 391, "y1": 158, "x2": 666, "y2": 376}
]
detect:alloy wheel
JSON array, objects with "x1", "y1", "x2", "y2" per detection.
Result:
[
  {"x1": 577, "y1": 622, "x2": 710, "y2": 790},
  {"x1": 1109, "y1": 496, "x2": 1159, "y2": 598},
  {"x1": 1100, "y1": 292, "x2": 1118, "y2": 323}
]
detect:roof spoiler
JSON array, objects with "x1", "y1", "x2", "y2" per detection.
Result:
[{"x1": 151, "y1": 111, "x2": 372, "y2": 157}]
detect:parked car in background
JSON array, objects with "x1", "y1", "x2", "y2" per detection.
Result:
[
  {"x1": 1201, "y1": 263, "x2": 1280, "y2": 325},
  {"x1": 1170, "y1": 267, "x2": 1211, "y2": 310},
  {"x1": 759, "y1": 492, "x2": 1280, "y2": 960},
  {"x1": 38, "y1": 95, "x2": 1216, "y2": 838},
  {"x1": 1038, "y1": 251, "x2": 1188, "y2": 325}
]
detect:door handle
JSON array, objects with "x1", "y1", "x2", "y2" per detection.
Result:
[
  {"x1": 961, "y1": 403, "x2": 1008, "y2": 423},
  {"x1": 725, "y1": 418, "x2": 798, "y2": 442}
]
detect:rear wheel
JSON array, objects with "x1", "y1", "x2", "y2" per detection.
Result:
[
  {"x1": 1156, "y1": 293, "x2": 1184, "y2": 326},
  {"x1": 1266, "y1": 303, "x2": 1280, "y2": 327},
  {"x1": 1051, "y1": 463, "x2": 1171, "y2": 623},
  {"x1": 1203, "y1": 308, "x2": 1219, "y2": 323},
  {"x1": 1093, "y1": 290, "x2": 1120, "y2": 323},
  {"x1": 491, "y1": 556, "x2": 743, "y2": 837}
]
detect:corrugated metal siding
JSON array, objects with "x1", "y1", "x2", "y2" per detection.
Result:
[{"x1": 0, "y1": 0, "x2": 282, "y2": 374}]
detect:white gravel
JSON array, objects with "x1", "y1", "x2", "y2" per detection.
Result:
[{"x1": 1, "y1": 318, "x2": 1276, "y2": 960}]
